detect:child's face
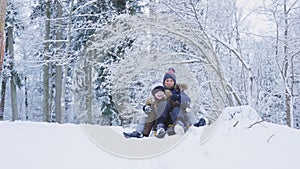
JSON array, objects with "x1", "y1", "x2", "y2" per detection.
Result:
[{"x1": 154, "y1": 90, "x2": 165, "y2": 100}]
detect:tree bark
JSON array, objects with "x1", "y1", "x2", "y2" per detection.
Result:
[
  {"x1": 60, "y1": 0, "x2": 74, "y2": 123},
  {"x1": 283, "y1": 0, "x2": 292, "y2": 127},
  {"x1": 0, "y1": 80, "x2": 6, "y2": 120},
  {"x1": 24, "y1": 76, "x2": 28, "y2": 120},
  {"x1": 43, "y1": 0, "x2": 51, "y2": 122},
  {"x1": 0, "y1": 0, "x2": 7, "y2": 74},
  {"x1": 7, "y1": 25, "x2": 18, "y2": 121},
  {"x1": 55, "y1": 0, "x2": 63, "y2": 123},
  {"x1": 0, "y1": 3, "x2": 7, "y2": 118},
  {"x1": 87, "y1": 63, "x2": 92, "y2": 124}
]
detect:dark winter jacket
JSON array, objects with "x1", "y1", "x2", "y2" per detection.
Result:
[{"x1": 164, "y1": 83, "x2": 191, "y2": 112}]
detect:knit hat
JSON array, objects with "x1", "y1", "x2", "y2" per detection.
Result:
[
  {"x1": 163, "y1": 71, "x2": 176, "y2": 85},
  {"x1": 168, "y1": 67, "x2": 175, "y2": 74},
  {"x1": 151, "y1": 80, "x2": 164, "y2": 96}
]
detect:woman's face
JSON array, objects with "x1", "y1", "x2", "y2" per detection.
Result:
[{"x1": 164, "y1": 78, "x2": 175, "y2": 89}]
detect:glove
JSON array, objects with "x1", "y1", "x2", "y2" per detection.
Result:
[
  {"x1": 143, "y1": 105, "x2": 151, "y2": 114},
  {"x1": 171, "y1": 94, "x2": 180, "y2": 101}
]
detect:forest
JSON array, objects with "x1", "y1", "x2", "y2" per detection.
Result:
[{"x1": 0, "y1": 0, "x2": 299, "y2": 129}]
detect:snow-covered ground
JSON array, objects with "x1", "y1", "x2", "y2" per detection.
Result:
[{"x1": 1, "y1": 106, "x2": 299, "y2": 169}]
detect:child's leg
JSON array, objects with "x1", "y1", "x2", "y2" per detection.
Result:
[
  {"x1": 135, "y1": 116, "x2": 146, "y2": 134},
  {"x1": 156, "y1": 101, "x2": 171, "y2": 128},
  {"x1": 142, "y1": 121, "x2": 154, "y2": 137}
]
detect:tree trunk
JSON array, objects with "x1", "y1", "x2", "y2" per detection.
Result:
[
  {"x1": 0, "y1": 0, "x2": 7, "y2": 74},
  {"x1": 24, "y1": 76, "x2": 28, "y2": 120},
  {"x1": 61, "y1": 0, "x2": 74, "y2": 123},
  {"x1": 55, "y1": 0, "x2": 63, "y2": 123},
  {"x1": 87, "y1": 64, "x2": 92, "y2": 124},
  {"x1": 43, "y1": 0, "x2": 51, "y2": 122},
  {"x1": 0, "y1": 80, "x2": 6, "y2": 120},
  {"x1": 7, "y1": 25, "x2": 18, "y2": 121},
  {"x1": 283, "y1": 0, "x2": 292, "y2": 127}
]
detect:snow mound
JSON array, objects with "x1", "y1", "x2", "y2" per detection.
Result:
[
  {"x1": 81, "y1": 124, "x2": 188, "y2": 159},
  {"x1": 200, "y1": 106, "x2": 261, "y2": 144},
  {"x1": 1, "y1": 106, "x2": 300, "y2": 169},
  {"x1": 221, "y1": 106, "x2": 262, "y2": 129}
]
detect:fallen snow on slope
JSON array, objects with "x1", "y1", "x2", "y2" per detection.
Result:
[{"x1": 1, "y1": 106, "x2": 299, "y2": 169}]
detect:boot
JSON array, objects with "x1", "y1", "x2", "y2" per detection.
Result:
[
  {"x1": 123, "y1": 131, "x2": 143, "y2": 138},
  {"x1": 174, "y1": 121, "x2": 185, "y2": 135},
  {"x1": 194, "y1": 117, "x2": 206, "y2": 127},
  {"x1": 156, "y1": 123, "x2": 166, "y2": 138}
]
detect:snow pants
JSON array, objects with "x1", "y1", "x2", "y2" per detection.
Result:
[{"x1": 136, "y1": 100, "x2": 168, "y2": 137}]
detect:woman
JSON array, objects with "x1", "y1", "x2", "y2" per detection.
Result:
[{"x1": 155, "y1": 70, "x2": 191, "y2": 138}]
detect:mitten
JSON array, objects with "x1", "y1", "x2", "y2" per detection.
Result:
[
  {"x1": 164, "y1": 90, "x2": 172, "y2": 98},
  {"x1": 171, "y1": 93, "x2": 180, "y2": 101},
  {"x1": 143, "y1": 105, "x2": 151, "y2": 114}
]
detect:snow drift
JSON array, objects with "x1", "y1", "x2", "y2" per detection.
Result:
[{"x1": 1, "y1": 106, "x2": 299, "y2": 169}]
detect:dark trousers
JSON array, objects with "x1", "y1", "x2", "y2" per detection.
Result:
[{"x1": 156, "y1": 102, "x2": 184, "y2": 129}]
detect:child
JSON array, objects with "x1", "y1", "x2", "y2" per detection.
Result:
[{"x1": 123, "y1": 80, "x2": 167, "y2": 138}]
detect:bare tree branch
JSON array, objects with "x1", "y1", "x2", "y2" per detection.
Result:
[{"x1": 247, "y1": 119, "x2": 265, "y2": 129}]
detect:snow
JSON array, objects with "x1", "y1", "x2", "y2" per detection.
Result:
[{"x1": 1, "y1": 106, "x2": 300, "y2": 169}]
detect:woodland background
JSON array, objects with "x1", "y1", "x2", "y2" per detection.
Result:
[{"x1": 0, "y1": 0, "x2": 299, "y2": 129}]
